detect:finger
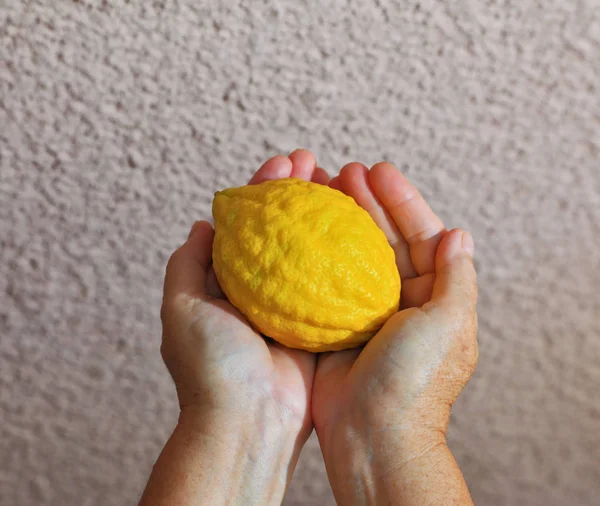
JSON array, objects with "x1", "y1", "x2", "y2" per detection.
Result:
[
  {"x1": 400, "y1": 274, "x2": 436, "y2": 309},
  {"x1": 315, "y1": 348, "x2": 361, "y2": 384},
  {"x1": 206, "y1": 266, "x2": 225, "y2": 299},
  {"x1": 269, "y1": 342, "x2": 317, "y2": 410},
  {"x1": 329, "y1": 175, "x2": 343, "y2": 191},
  {"x1": 312, "y1": 167, "x2": 330, "y2": 185},
  {"x1": 429, "y1": 229, "x2": 477, "y2": 312},
  {"x1": 369, "y1": 162, "x2": 445, "y2": 276},
  {"x1": 289, "y1": 149, "x2": 317, "y2": 180},
  {"x1": 248, "y1": 155, "x2": 293, "y2": 185},
  {"x1": 270, "y1": 343, "x2": 317, "y2": 377},
  {"x1": 163, "y1": 221, "x2": 214, "y2": 304},
  {"x1": 339, "y1": 162, "x2": 417, "y2": 279}
]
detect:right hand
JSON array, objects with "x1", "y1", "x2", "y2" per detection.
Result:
[
  {"x1": 157, "y1": 151, "x2": 329, "y2": 505},
  {"x1": 312, "y1": 162, "x2": 478, "y2": 502}
]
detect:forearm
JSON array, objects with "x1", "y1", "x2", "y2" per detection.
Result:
[
  {"x1": 139, "y1": 407, "x2": 304, "y2": 506},
  {"x1": 321, "y1": 422, "x2": 473, "y2": 506}
]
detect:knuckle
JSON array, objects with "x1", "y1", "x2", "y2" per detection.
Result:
[
  {"x1": 458, "y1": 327, "x2": 479, "y2": 376},
  {"x1": 172, "y1": 292, "x2": 199, "y2": 315},
  {"x1": 160, "y1": 282, "x2": 200, "y2": 314},
  {"x1": 159, "y1": 338, "x2": 177, "y2": 371},
  {"x1": 432, "y1": 306, "x2": 478, "y2": 372},
  {"x1": 437, "y1": 302, "x2": 478, "y2": 333},
  {"x1": 160, "y1": 299, "x2": 168, "y2": 323},
  {"x1": 166, "y1": 247, "x2": 184, "y2": 273},
  {"x1": 159, "y1": 339, "x2": 170, "y2": 361},
  {"x1": 161, "y1": 292, "x2": 200, "y2": 327},
  {"x1": 460, "y1": 337, "x2": 479, "y2": 371}
]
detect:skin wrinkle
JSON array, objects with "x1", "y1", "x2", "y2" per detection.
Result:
[
  {"x1": 372, "y1": 440, "x2": 448, "y2": 492},
  {"x1": 404, "y1": 225, "x2": 444, "y2": 245},
  {"x1": 184, "y1": 369, "x2": 304, "y2": 427},
  {"x1": 385, "y1": 190, "x2": 420, "y2": 217}
]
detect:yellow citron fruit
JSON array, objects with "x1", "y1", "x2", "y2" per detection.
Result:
[{"x1": 212, "y1": 178, "x2": 400, "y2": 352}]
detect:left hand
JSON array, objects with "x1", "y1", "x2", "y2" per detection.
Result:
[{"x1": 312, "y1": 162, "x2": 478, "y2": 504}]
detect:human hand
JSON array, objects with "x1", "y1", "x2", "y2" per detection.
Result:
[
  {"x1": 161, "y1": 150, "x2": 329, "y2": 429},
  {"x1": 145, "y1": 150, "x2": 329, "y2": 506},
  {"x1": 312, "y1": 162, "x2": 478, "y2": 505}
]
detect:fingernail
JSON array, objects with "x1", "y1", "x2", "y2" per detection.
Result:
[
  {"x1": 289, "y1": 148, "x2": 307, "y2": 156},
  {"x1": 462, "y1": 231, "x2": 475, "y2": 258},
  {"x1": 188, "y1": 221, "x2": 202, "y2": 239}
]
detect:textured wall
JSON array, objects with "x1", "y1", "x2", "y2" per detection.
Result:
[{"x1": 1, "y1": 1, "x2": 599, "y2": 505}]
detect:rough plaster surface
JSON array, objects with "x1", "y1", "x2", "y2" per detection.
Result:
[{"x1": 1, "y1": 1, "x2": 600, "y2": 505}]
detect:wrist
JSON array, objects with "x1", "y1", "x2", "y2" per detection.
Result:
[
  {"x1": 140, "y1": 394, "x2": 309, "y2": 506},
  {"x1": 177, "y1": 401, "x2": 304, "y2": 446},
  {"x1": 175, "y1": 404, "x2": 306, "y2": 506},
  {"x1": 317, "y1": 408, "x2": 448, "y2": 505},
  {"x1": 176, "y1": 374, "x2": 309, "y2": 431},
  {"x1": 178, "y1": 378, "x2": 310, "y2": 442}
]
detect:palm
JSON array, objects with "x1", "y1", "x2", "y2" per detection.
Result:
[
  {"x1": 203, "y1": 150, "x2": 331, "y2": 427},
  {"x1": 198, "y1": 294, "x2": 315, "y2": 421},
  {"x1": 313, "y1": 162, "x2": 447, "y2": 429}
]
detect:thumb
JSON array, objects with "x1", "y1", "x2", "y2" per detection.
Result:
[
  {"x1": 430, "y1": 229, "x2": 477, "y2": 312},
  {"x1": 163, "y1": 221, "x2": 214, "y2": 305}
]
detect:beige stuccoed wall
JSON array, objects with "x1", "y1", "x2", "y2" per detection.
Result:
[{"x1": 1, "y1": 1, "x2": 599, "y2": 505}]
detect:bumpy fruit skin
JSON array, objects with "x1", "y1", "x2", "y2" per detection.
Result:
[{"x1": 212, "y1": 178, "x2": 400, "y2": 352}]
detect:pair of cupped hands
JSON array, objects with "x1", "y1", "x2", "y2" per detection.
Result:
[{"x1": 159, "y1": 150, "x2": 478, "y2": 504}]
